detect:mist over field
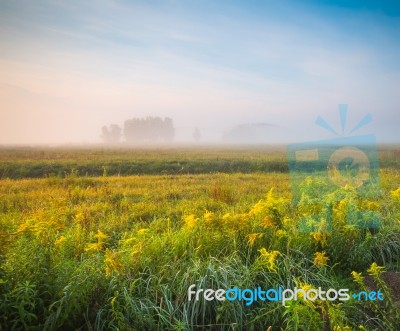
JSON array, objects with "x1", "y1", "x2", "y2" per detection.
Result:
[
  {"x1": 0, "y1": 1, "x2": 400, "y2": 145},
  {"x1": 2, "y1": 3, "x2": 400, "y2": 330}
]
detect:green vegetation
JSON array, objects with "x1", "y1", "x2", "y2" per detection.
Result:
[
  {"x1": 0, "y1": 146, "x2": 319, "y2": 178},
  {"x1": 0, "y1": 146, "x2": 399, "y2": 330},
  {"x1": 1, "y1": 146, "x2": 399, "y2": 179}
]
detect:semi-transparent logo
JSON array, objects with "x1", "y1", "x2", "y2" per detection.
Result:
[{"x1": 287, "y1": 105, "x2": 381, "y2": 232}]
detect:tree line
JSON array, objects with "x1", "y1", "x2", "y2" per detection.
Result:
[{"x1": 101, "y1": 116, "x2": 174, "y2": 144}]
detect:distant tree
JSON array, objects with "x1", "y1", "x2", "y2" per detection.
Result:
[
  {"x1": 123, "y1": 116, "x2": 175, "y2": 143},
  {"x1": 193, "y1": 127, "x2": 201, "y2": 142},
  {"x1": 162, "y1": 117, "x2": 174, "y2": 142},
  {"x1": 100, "y1": 124, "x2": 122, "y2": 144}
]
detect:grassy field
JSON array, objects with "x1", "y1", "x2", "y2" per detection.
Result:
[
  {"x1": 0, "y1": 146, "x2": 400, "y2": 330},
  {"x1": 0, "y1": 146, "x2": 288, "y2": 179},
  {"x1": 1, "y1": 145, "x2": 399, "y2": 179}
]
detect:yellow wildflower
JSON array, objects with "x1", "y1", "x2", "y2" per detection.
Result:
[
  {"x1": 258, "y1": 248, "x2": 280, "y2": 272},
  {"x1": 137, "y1": 228, "x2": 149, "y2": 235},
  {"x1": 110, "y1": 296, "x2": 117, "y2": 308},
  {"x1": 85, "y1": 242, "x2": 103, "y2": 252},
  {"x1": 222, "y1": 213, "x2": 231, "y2": 221},
  {"x1": 94, "y1": 230, "x2": 108, "y2": 242},
  {"x1": 261, "y1": 216, "x2": 275, "y2": 228},
  {"x1": 351, "y1": 271, "x2": 364, "y2": 286},
  {"x1": 334, "y1": 199, "x2": 347, "y2": 221},
  {"x1": 296, "y1": 281, "x2": 313, "y2": 299},
  {"x1": 313, "y1": 251, "x2": 329, "y2": 267},
  {"x1": 247, "y1": 233, "x2": 263, "y2": 246},
  {"x1": 17, "y1": 223, "x2": 31, "y2": 233},
  {"x1": 333, "y1": 326, "x2": 352, "y2": 331},
  {"x1": 367, "y1": 262, "x2": 385, "y2": 278},
  {"x1": 54, "y1": 235, "x2": 66, "y2": 246},
  {"x1": 343, "y1": 184, "x2": 355, "y2": 191},
  {"x1": 203, "y1": 210, "x2": 214, "y2": 225},
  {"x1": 249, "y1": 200, "x2": 264, "y2": 216},
  {"x1": 75, "y1": 212, "x2": 85, "y2": 223},
  {"x1": 283, "y1": 217, "x2": 292, "y2": 225},
  {"x1": 222, "y1": 213, "x2": 232, "y2": 226},
  {"x1": 122, "y1": 237, "x2": 136, "y2": 245},
  {"x1": 391, "y1": 187, "x2": 400, "y2": 199},
  {"x1": 104, "y1": 249, "x2": 123, "y2": 277},
  {"x1": 131, "y1": 247, "x2": 142, "y2": 257},
  {"x1": 105, "y1": 267, "x2": 112, "y2": 278},
  {"x1": 338, "y1": 199, "x2": 347, "y2": 208},
  {"x1": 276, "y1": 229, "x2": 287, "y2": 238},
  {"x1": 183, "y1": 214, "x2": 197, "y2": 230},
  {"x1": 226, "y1": 213, "x2": 250, "y2": 232},
  {"x1": 310, "y1": 232, "x2": 329, "y2": 247},
  {"x1": 361, "y1": 200, "x2": 380, "y2": 211}
]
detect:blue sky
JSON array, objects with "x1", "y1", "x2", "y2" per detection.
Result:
[{"x1": 0, "y1": 0, "x2": 399, "y2": 144}]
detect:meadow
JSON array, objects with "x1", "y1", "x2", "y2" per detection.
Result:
[{"x1": 0, "y1": 146, "x2": 400, "y2": 330}]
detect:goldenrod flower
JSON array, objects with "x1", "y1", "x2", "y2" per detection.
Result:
[
  {"x1": 334, "y1": 199, "x2": 347, "y2": 221},
  {"x1": 75, "y1": 212, "x2": 85, "y2": 223},
  {"x1": 247, "y1": 233, "x2": 263, "y2": 246},
  {"x1": 276, "y1": 229, "x2": 287, "y2": 238},
  {"x1": 249, "y1": 201, "x2": 264, "y2": 216},
  {"x1": 110, "y1": 296, "x2": 117, "y2": 308},
  {"x1": 343, "y1": 184, "x2": 355, "y2": 191},
  {"x1": 85, "y1": 242, "x2": 103, "y2": 252},
  {"x1": 283, "y1": 217, "x2": 291, "y2": 225},
  {"x1": 54, "y1": 235, "x2": 66, "y2": 246},
  {"x1": 183, "y1": 214, "x2": 197, "y2": 230},
  {"x1": 16, "y1": 223, "x2": 30, "y2": 233},
  {"x1": 351, "y1": 271, "x2": 364, "y2": 286},
  {"x1": 104, "y1": 249, "x2": 123, "y2": 277},
  {"x1": 203, "y1": 210, "x2": 214, "y2": 224},
  {"x1": 362, "y1": 200, "x2": 380, "y2": 211},
  {"x1": 367, "y1": 262, "x2": 385, "y2": 278},
  {"x1": 122, "y1": 237, "x2": 136, "y2": 245},
  {"x1": 333, "y1": 326, "x2": 352, "y2": 331},
  {"x1": 313, "y1": 251, "x2": 329, "y2": 267},
  {"x1": 338, "y1": 200, "x2": 347, "y2": 209},
  {"x1": 222, "y1": 213, "x2": 231, "y2": 221},
  {"x1": 310, "y1": 232, "x2": 329, "y2": 247},
  {"x1": 137, "y1": 228, "x2": 149, "y2": 235},
  {"x1": 391, "y1": 187, "x2": 400, "y2": 199},
  {"x1": 258, "y1": 248, "x2": 280, "y2": 272},
  {"x1": 226, "y1": 213, "x2": 250, "y2": 232},
  {"x1": 298, "y1": 281, "x2": 313, "y2": 299},
  {"x1": 95, "y1": 230, "x2": 108, "y2": 242},
  {"x1": 261, "y1": 216, "x2": 275, "y2": 228}
]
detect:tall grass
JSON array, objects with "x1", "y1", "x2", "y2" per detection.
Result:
[{"x1": 0, "y1": 159, "x2": 400, "y2": 329}]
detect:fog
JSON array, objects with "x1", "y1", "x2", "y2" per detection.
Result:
[{"x1": 1, "y1": 1, "x2": 400, "y2": 146}]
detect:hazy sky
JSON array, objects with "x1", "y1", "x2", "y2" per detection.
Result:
[{"x1": 1, "y1": 0, "x2": 399, "y2": 144}]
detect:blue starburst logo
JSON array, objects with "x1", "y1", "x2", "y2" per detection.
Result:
[{"x1": 286, "y1": 104, "x2": 381, "y2": 232}]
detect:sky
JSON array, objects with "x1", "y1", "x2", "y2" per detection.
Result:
[{"x1": 0, "y1": 0, "x2": 399, "y2": 144}]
